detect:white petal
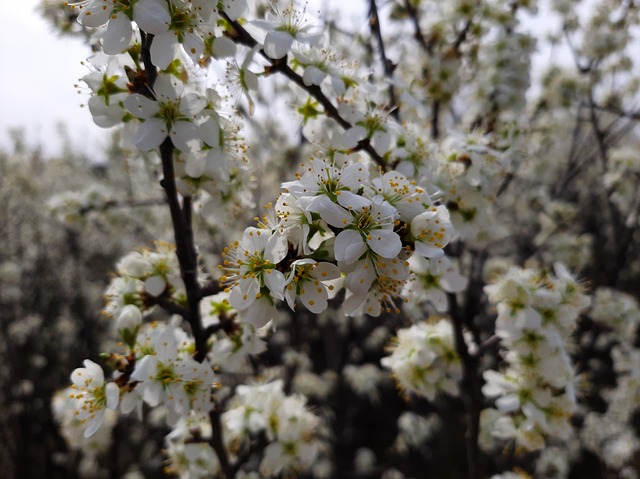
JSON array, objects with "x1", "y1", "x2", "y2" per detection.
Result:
[
  {"x1": 134, "y1": 0, "x2": 170, "y2": 35},
  {"x1": 124, "y1": 94, "x2": 159, "y2": 119},
  {"x1": 131, "y1": 354, "x2": 157, "y2": 382},
  {"x1": 265, "y1": 231, "x2": 288, "y2": 264},
  {"x1": 264, "y1": 269, "x2": 285, "y2": 301},
  {"x1": 303, "y1": 66, "x2": 326, "y2": 86},
  {"x1": 414, "y1": 242, "x2": 445, "y2": 259},
  {"x1": 496, "y1": 394, "x2": 521, "y2": 413},
  {"x1": 336, "y1": 190, "x2": 371, "y2": 210},
  {"x1": 441, "y1": 272, "x2": 468, "y2": 293},
  {"x1": 103, "y1": 13, "x2": 133, "y2": 54},
  {"x1": 366, "y1": 229, "x2": 402, "y2": 258},
  {"x1": 221, "y1": 0, "x2": 248, "y2": 20},
  {"x1": 372, "y1": 130, "x2": 391, "y2": 156},
  {"x1": 155, "y1": 328, "x2": 177, "y2": 363},
  {"x1": 338, "y1": 125, "x2": 367, "y2": 149},
  {"x1": 144, "y1": 380, "x2": 164, "y2": 407},
  {"x1": 241, "y1": 297, "x2": 277, "y2": 328},
  {"x1": 334, "y1": 230, "x2": 367, "y2": 264},
  {"x1": 263, "y1": 30, "x2": 294, "y2": 59},
  {"x1": 311, "y1": 262, "x2": 341, "y2": 281},
  {"x1": 213, "y1": 35, "x2": 237, "y2": 58},
  {"x1": 144, "y1": 275, "x2": 166, "y2": 296},
  {"x1": 171, "y1": 121, "x2": 198, "y2": 152},
  {"x1": 78, "y1": 2, "x2": 112, "y2": 28},
  {"x1": 182, "y1": 31, "x2": 204, "y2": 61},
  {"x1": 344, "y1": 259, "x2": 377, "y2": 294},
  {"x1": 134, "y1": 118, "x2": 167, "y2": 151},
  {"x1": 83, "y1": 411, "x2": 105, "y2": 438},
  {"x1": 340, "y1": 163, "x2": 370, "y2": 189},
  {"x1": 300, "y1": 283, "x2": 328, "y2": 313},
  {"x1": 179, "y1": 93, "x2": 207, "y2": 118},
  {"x1": 185, "y1": 155, "x2": 206, "y2": 178},
  {"x1": 307, "y1": 195, "x2": 351, "y2": 228},
  {"x1": 150, "y1": 32, "x2": 178, "y2": 70},
  {"x1": 106, "y1": 382, "x2": 120, "y2": 409},
  {"x1": 229, "y1": 278, "x2": 260, "y2": 311}
]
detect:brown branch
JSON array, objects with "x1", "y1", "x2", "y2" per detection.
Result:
[{"x1": 201, "y1": 280, "x2": 223, "y2": 298}]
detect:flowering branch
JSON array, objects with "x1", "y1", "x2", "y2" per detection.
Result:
[{"x1": 219, "y1": 10, "x2": 387, "y2": 168}]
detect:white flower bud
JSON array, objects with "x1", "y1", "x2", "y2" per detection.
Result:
[{"x1": 117, "y1": 305, "x2": 142, "y2": 332}]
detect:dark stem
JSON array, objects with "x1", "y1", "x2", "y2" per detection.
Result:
[
  {"x1": 403, "y1": 0, "x2": 432, "y2": 54},
  {"x1": 368, "y1": 0, "x2": 399, "y2": 119},
  {"x1": 209, "y1": 407, "x2": 234, "y2": 479},
  {"x1": 447, "y1": 292, "x2": 481, "y2": 479},
  {"x1": 158, "y1": 139, "x2": 208, "y2": 361},
  {"x1": 431, "y1": 99, "x2": 440, "y2": 140}
]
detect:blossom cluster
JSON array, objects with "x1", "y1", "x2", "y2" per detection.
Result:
[
  {"x1": 104, "y1": 242, "x2": 183, "y2": 319},
  {"x1": 481, "y1": 264, "x2": 590, "y2": 450},
  {"x1": 218, "y1": 160, "x2": 454, "y2": 326},
  {"x1": 222, "y1": 380, "x2": 323, "y2": 477},
  {"x1": 381, "y1": 318, "x2": 462, "y2": 400}
]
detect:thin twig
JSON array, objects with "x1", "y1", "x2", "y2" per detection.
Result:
[
  {"x1": 402, "y1": 0, "x2": 432, "y2": 54},
  {"x1": 77, "y1": 197, "x2": 165, "y2": 216}
]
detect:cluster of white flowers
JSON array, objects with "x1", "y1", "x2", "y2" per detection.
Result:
[
  {"x1": 126, "y1": 323, "x2": 216, "y2": 425},
  {"x1": 578, "y1": 302, "x2": 640, "y2": 474},
  {"x1": 104, "y1": 242, "x2": 183, "y2": 318},
  {"x1": 52, "y1": 384, "x2": 117, "y2": 456},
  {"x1": 400, "y1": 129, "x2": 517, "y2": 246},
  {"x1": 62, "y1": 360, "x2": 120, "y2": 438},
  {"x1": 481, "y1": 263, "x2": 590, "y2": 450},
  {"x1": 218, "y1": 160, "x2": 455, "y2": 326},
  {"x1": 163, "y1": 413, "x2": 220, "y2": 479},
  {"x1": 222, "y1": 379, "x2": 323, "y2": 477},
  {"x1": 47, "y1": 184, "x2": 114, "y2": 224},
  {"x1": 591, "y1": 287, "x2": 640, "y2": 337},
  {"x1": 604, "y1": 147, "x2": 640, "y2": 227},
  {"x1": 381, "y1": 319, "x2": 462, "y2": 400},
  {"x1": 471, "y1": 31, "x2": 536, "y2": 118}
]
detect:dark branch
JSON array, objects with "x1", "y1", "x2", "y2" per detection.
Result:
[
  {"x1": 447, "y1": 292, "x2": 481, "y2": 479},
  {"x1": 368, "y1": 0, "x2": 399, "y2": 120}
]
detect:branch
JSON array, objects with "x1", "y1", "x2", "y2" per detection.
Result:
[
  {"x1": 368, "y1": 0, "x2": 399, "y2": 120},
  {"x1": 77, "y1": 197, "x2": 165, "y2": 216},
  {"x1": 219, "y1": 10, "x2": 387, "y2": 169},
  {"x1": 402, "y1": 0, "x2": 432, "y2": 55},
  {"x1": 209, "y1": 407, "x2": 234, "y2": 479},
  {"x1": 447, "y1": 292, "x2": 481, "y2": 479},
  {"x1": 158, "y1": 139, "x2": 208, "y2": 361},
  {"x1": 139, "y1": 32, "x2": 208, "y2": 361}
]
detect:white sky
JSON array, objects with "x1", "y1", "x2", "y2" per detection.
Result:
[{"x1": 0, "y1": 0, "x2": 112, "y2": 159}]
